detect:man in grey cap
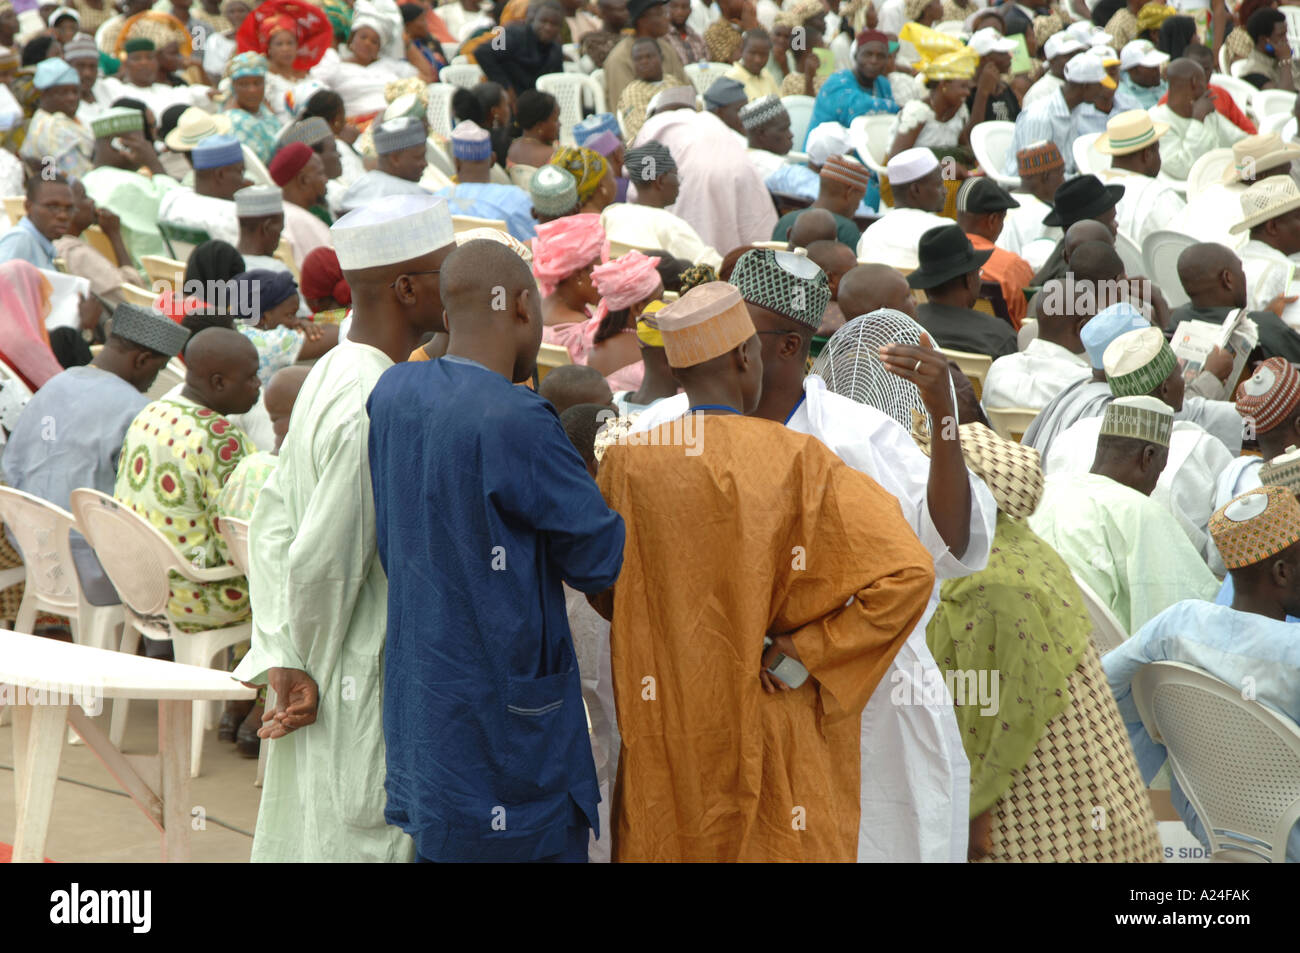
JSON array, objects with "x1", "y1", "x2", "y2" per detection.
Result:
[
  {"x1": 338, "y1": 116, "x2": 433, "y2": 212},
  {"x1": 703, "y1": 76, "x2": 748, "y2": 137},
  {"x1": 1, "y1": 303, "x2": 188, "y2": 605},
  {"x1": 234, "y1": 184, "x2": 291, "y2": 276}
]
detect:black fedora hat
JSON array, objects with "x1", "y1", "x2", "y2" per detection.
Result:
[
  {"x1": 907, "y1": 225, "x2": 993, "y2": 290},
  {"x1": 1042, "y1": 173, "x2": 1125, "y2": 228},
  {"x1": 627, "y1": 0, "x2": 669, "y2": 24}
]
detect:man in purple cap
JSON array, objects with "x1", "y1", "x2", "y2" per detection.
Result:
[{"x1": 433, "y1": 120, "x2": 537, "y2": 241}]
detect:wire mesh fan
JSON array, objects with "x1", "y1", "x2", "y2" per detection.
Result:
[{"x1": 813, "y1": 308, "x2": 950, "y2": 431}]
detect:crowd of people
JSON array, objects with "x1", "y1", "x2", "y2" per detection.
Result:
[{"x1": 1, "y1": 0, "x2": 1299, "y2": 864}]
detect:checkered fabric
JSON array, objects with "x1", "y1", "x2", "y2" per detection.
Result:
[
  {"x1": 1210, "y1": 484, "x2": 1300, "y2": 570},
  {"x1": 730, "y1": 248, "x2": 831, "y2": 330},
  {"x1": 1106, "y1": 331, "x2": 1177, "y2": 398},
  {"x1": 913, "y1": 417, "x2": 1045, "y2": 517},
  {"x1": 624, "y1": 142, "x2": 676, "y2": 183},
  {"x1": 1016, "y1": 140, "x2": 1064, "y2": 177},
  {"x1": 977, "y1": 643, "x2": 1164, "y2": 863},
  {"x1": 1235, "y1": 356, "x2": 1300, "y2": 434},
  {"x1": 1099, "y1": 397, "x2": 1173, "y2": 446},
  {"x1": 739, "y1": 95, "x2": 786, "y2": 131},
  {"x1": 1261, "y1": 447, "x2": 1300, "y2": 497}
]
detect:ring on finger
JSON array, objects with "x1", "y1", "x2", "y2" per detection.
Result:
[{"x1": 914, "y1": 359, "x2": 922, "y2": 373}]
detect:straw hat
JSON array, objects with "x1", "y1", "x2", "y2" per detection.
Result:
[
  {"x1": 1228, "y1": 175, "x2": 1300, "y2": 234},
  {"x1": 164, "y1": 107, "x2": 232, "y2": 152},
  {"x1": 1221, "y1": 132, "x2": 1300, "y2": 184},
  {"x1": 1093, "y1": 109, "x2": 1168, "y2": 156}
]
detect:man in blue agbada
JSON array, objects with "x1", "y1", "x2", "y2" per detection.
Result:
[{"x1": 367, "y1": 238, "x2": 626, "y2": 863}]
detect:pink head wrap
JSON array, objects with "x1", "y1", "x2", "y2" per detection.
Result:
[
  {"x1": 592, "y1": 250, "x2": 662, "y2": 322},
  {"x1": 0, "y1": 260, "x2": 61, "y2": 390},
  {"x1": 531, "y1": 213, "x2": 609, "y2": 298}
]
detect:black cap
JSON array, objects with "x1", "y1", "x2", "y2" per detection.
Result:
[
  {"x1": 956, "y1": 176, "x2": 1020, "y2": 214},
  {"x1": 1042, "y1": 173, "x2": 1125, "y2": 228}
]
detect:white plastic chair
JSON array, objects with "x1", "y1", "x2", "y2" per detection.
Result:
[
  {"x1": 536, "y1": 72, "x2": 606, "y2": 145},
  {"x1": 0, "y1": 488, "x2": 126, "y2": 743},
  {"x1": 1132, "y1": 660, "x2": 1300, "y2": 862},
  {"x1": 1072, "y1": 131, "x2": 1109, "y2": 177},
  {"x1": 241, "y1": 144, "x2": 273, "y2": 187},
  {"x1": 1260, "y1": 111, "x2": 1293, "y2": 136},
  {"x1": 70, "y1": 488, "x2": 251, "y2": 778},
  {"x1": 1143, "y1": 229, "x2": 1196, "y2": 309},
  {"x1": 984, "y1": 406, "x2": 1039, "y2": 441},
  {"x1": 145, "y1": 357, "x2": 185, "y2": 402},
  {"x1": 848, "y1": 113, "x2": 894, "y2": 178},
  {"x1": 781, "y1": 94, "x2": 815, "y2": 151},
  {"x1": 589, "y1": 67, "x2": 605, "y2": 96},
  {"x1": 1281, "y1": 5, "x2": 1300, "y2": 47},
  {"x1": 933, "y1": 20, "x2": 967, "y2": 36},
  {"x1": 970, "y1": 120, "x2": 1018, "y2": 189},
  {"x1": 1254, "y1": 88, "x2": 1297, "y2": 120},
  {"x1": 683, "y1": 61, "x2": 731, "y2": 97},
  {"x1": 427, "y1": 82, "x2": 456, "y2": 140},
  {"x1": 1114, "y1": 230, "x2": 1145, "y2": 279},
  {"x1": 1211, "y1": 75, "x2": 1255, "y2": 116},
  {"x1": 1017, "y1": 317, "x2": 1037, "y2": 351},
  {"x1": 1218, "y1": 42, "x2": 1233, "y2": 78},
  {"x1": 452, "y1": 214, "x2": 508, "y2": 233},
  {"x1": 1184, "y1": 147, "x2": 1234, "y2": 198},
  {"x1": 438, "y1": 63, "x2": 484, "y2": 90},
  {"x1": 1070, "y1": 572, "x2": 1128, "y2": 652},
  {"x1": 0, "y1": 355, "x2": 33, "y2": 435}
]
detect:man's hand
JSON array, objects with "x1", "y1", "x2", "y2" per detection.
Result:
[
  {"x1": 78, "y1": 293, "x2": 102, "y2": 331},
  {"x1": 1268, "y1": 292, "x2": 1299, "y2": 318},
  {"x1": 96, "y1": 207, "x2": 121, "y2": 235},
  {"x1": 259, "y1": 667, "x2": 320, "y2": 738},
  {"x1": 976, "y1": 59, "x2": 999, "y2": 96},
  {"x1": 879, "y1": 331, "x2": 955, "y2": 423},
  {"x1": 969, "y1": 809, "x2": 993, "y2": 860},
  {"x1": 760, "y1": 634, "x2": 802, "y2": 694},
  {"x1": 1191, "y1": 90, "x2": 1215, "y2": 121},
  {"x1": 1204, "y1": 345, "x2": 1234, "y2": 383},
  {"x1": 1277, "y1": 35, "x2": 1293, "y2": 62}
]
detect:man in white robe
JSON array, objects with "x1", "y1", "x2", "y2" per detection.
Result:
[
  {"x1": 982, "y1": 277, "x2": 1092, "y2": 410},
  {"x1": 232, "y1": 194, "x2": 456, "y2": 861},
  {"x1": 158, "y1": 134, "x2": 248, "y2": 247}
]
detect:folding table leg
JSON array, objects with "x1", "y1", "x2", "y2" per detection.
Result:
[
  {"x1": 157, "y1": 699, "x2": 193, "y2": 862},
  {"x1": 11, "y1": 704, "x2": 68, "y2": 862}
]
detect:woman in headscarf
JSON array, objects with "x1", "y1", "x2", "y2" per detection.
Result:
[
  {"x1": 1136, "y1": 0, "x2": 1177, "y2": 44},
  {"x1": 1223, "y1": 0, "x2": 1277, "y2": 70},
  {"x1": 0, "y1": 260, "x2": 61, "y2": 391},
  {"x1": 299, "y1": 245, "x2": 351, "y2": 319},
  {"x1": 549, "y1": 144, "x2": 616, "y2": 214},
  {"x1": 587, "y1": 249, "x2": 661, "y2": 389},
  {"x1": 224, "y1": 52, "x2": 280, "y2": 162},
  {"x1": 401, "y1": 1, "x2": 447, "y2": 81},
  {"x1": 232, "y1": 268, "x2": 338, "y2": 384},
  {"x1": 887, "y1": 46, "x2": 981, "y2": 170},
  {"x1": 915, "y1": 412, "x2": 1162, "y2": 863},
  {"x1": 474, "y1": 0, "x2": 565, "y2": 98},
  {"x1": 533, "y1": 212, "x2": 608, "y2": 332},
  {"x1": 780, "y1": 0, "x2": 834, "y2": 96},
  {"x1": 309, "y1": 0, "x2": 417, "y2": 120}
]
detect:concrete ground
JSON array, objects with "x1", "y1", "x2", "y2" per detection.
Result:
[{"x1": 0, "y1": 699, "x2": 263, "y2": 862}]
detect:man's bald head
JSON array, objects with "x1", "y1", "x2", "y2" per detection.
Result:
[
  {"x1": 1178, "y1": 242, "x2": 1242, "y2": 302},
  {"x1": 1166, "y1": 58, "x2": 1204, "y2": 88},
  {"x1": 837, "y1": 263, "x2": 917, "y2": 319},
  {"x1": 805, "y1": 240, "x2": 857, "y2": 291},
  {"x1": 442, "y1": 240, "x2": 544, "y2": 383},
  {"x1": 1064, "y1": 219, "x2": 1115, "y2": 261},
  {"x1": 182, "y1": 326, "x2": 261, "y2": 416},
  {"x1": 265, "y1": 364, "x2": 311, "y2": 451},
  {"x1": 539, "y1": 364, "x2": 615, "y2": 415},
  {"x1": 788, "y1": 208, "x2": 837, "y2": 249},
  {"x1": 1069, "y1": 241, "x2": 1125, "y2": 283}
]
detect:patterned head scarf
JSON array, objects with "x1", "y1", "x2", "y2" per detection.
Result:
[
  {"x1": 787, "y1": 0, "x2": 828, "y2": 26},
  {"x1": 228, "y1": 51, "x2": 268, "y2": 80},
  {"x1": 913, "y1": 418, "x2": 1045, "y2": 517},
  {"x1": 678, "y1": 263, "x2": 718, "y2": 293},
  {"x1": 531, "y1": 213, "x2": 609, "y2": 297},
  {"x1": 322, "y1": 0, "x2": 353, "y2": 41},
  {"x1": 549, "y1": 146, "x2": 610, "y2": 205},
  {"x1": 118, "y1": 11, "x2": 192, "y2": 57},
  {"x1": 1136, "y1": 1, "x2": 1176, "y2": 34},
  {"x1": 593, "y1": 250, "x2": 662, "y2": 320},
  {"x1": 259, "y1": 13, "x2": 299, "y2": 45},
  {"x1": 904, "y1": 0, "x2": 932, "y2": 21}
]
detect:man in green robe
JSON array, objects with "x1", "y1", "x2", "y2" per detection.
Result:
[{"x1": 232, "y1": 193, "x2": 457, "y2": 861}]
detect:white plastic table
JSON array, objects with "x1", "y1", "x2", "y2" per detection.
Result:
[{"x1": 0, "y1": 630, "x2": 256, "y2": 862}]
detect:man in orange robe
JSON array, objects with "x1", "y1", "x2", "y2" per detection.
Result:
[{"x1": 594, "y1": 282, "x2": 935, "y2": 861}]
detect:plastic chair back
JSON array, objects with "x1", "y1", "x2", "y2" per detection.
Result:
[
  {"x1": 217, "y1": 517, "x2": 251, "y2": 576},
  {"x1": 69, "y1": 488, "x2": 178, "y2": 620},
  {"x1": 1071, "y1": 572, "x2": 1128, "y2": 652},
  {"x1": 984, "y1": 405, "x2": 1039, "y2": 442},
  {"x1": 1072, "y1": 131, "x2": 1109, "y2": 177},
  {"x1": 1142, "y1": 229, "x2": 1195, "y2": 309},
  {"x1": 780, "y1": 94, "x2": 815, "y2": 150},
  {"x1": 0, "y1": 488, "x2": 80, "y2": 615},
  {"x1": 970, "y1": 120, "x2": 1017, "y2": 189},
  {"x1": 1133, "y1": 660, "x2": 1300, "y2": 862},
  {"x1": 440, "y1": 63, "x2": 485, "y2": 89},
  {"x1": 427, "y1": 83, "x2": 457, "y2": 140}
]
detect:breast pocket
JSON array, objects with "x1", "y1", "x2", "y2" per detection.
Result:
[{"x1": 501, "y1": 669, "x2": 580, "y2": 804}]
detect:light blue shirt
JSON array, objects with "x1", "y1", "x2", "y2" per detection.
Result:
[
  {"x1": 1114, "y1": 73, "x2": 1166, "y2": 112},
  {"x1": 435, "y1": 182, "x2": 538, "y2": 242},
  {"x1": 0, "y1": 217, "x2": 56, "y2": 269},
  {"x1": 1102, "y1": 599, "x2": 1300, "y2": 861},
  {"x1": 764, "y1": 164, "x2": 874, "y2": 218}
]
